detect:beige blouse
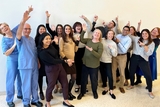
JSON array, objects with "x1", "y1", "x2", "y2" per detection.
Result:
[{"x1": 59, "y1": 37, "x2": 78, "y2": 60}]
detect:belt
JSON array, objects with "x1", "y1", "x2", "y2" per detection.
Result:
[{"x1": 117, "y1": 53, "x2": 126, "y2": 56}]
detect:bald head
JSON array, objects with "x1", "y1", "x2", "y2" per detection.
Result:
[{"x1": 23, "y1": 23, "x2": 31, "y2": 37}]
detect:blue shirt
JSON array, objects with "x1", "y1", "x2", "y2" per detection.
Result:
[
  {"x1": 16, "y1": 36, "x2": 38, "y2": 69},
  {"x1": 1, "y1": 25, "x2": 19, "y2": 61},
  {"x1": 116, "y1": 34, "x2": 132, "y2": 54}
]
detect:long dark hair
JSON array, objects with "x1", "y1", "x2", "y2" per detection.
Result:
[
  {"x1": 37, "y1": 32, "x2": 51, "y2": 51},
  {"x1": 55, "y1": 24, "x2": 63, "y2": 35},
  {"x1": 62, "y1": 24, "x2": 75, "y2": 43},
  {"x1": 139, "y1": 29, "x2": 152, "y2": 46},
  {"x1": 72, "y1": 22, "x2": 82, "y2": 33},
  {"x1": 35, "y1": 24, "x2": 46, "y2": 47}
]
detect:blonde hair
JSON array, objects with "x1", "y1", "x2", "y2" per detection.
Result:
[
  {"x1": 92, "y1": 29, "x2": 102, "y2": 42},
  {"x1": 0, "y1": 23, "x2": 9, "y2": 36}
]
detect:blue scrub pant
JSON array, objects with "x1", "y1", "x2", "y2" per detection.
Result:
[
  {"x1": 6, "y1": 60, "x2": 22, "y2": 103},
  {"x1": 19, "y1": 68, "x2": 39, "y2": 105}
]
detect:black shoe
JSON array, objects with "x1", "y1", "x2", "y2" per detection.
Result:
[
  {"x1": 68, "y1": 94, "x2": 73, "y2": 100},
  {"x1": 39, "y1": 92, "x2": 44, "y2": 100},
  {"x1": 24, "y1": 104, "x2": 31, "y2": 107},
  {"x1": 93, "y1": 92, "x2": 98, "y2": 99},
  {"x1": 102, "y1": 90, "x2": 108, "y2": 95},
  {"x1": 17, "y1": 95, "x2": 23, "y2": 99},
  {"x1": 109, "y1": 93, "x2": 116, "y2": 99},
  {"x1": 7, "y1": 102, "x2": 15, "y2": 107},
  {"x1": 77, "y1": 93, "x2": 84, "y2": 100},
  {"x1": 63, "y1": 101, "x2": 74, "y2": 107},
  {"x1": 69, "y1": 93, "x2": 76, "y2": 99},
  {"x1": 146, "y1": 86, "x2": 148, "y2": 89},
  {"x1": 31, "y1": 101, "x2": 43, "y2": 107},
  {"x1": 134, "y1": 81, "x2": 142, "y2": 85}
]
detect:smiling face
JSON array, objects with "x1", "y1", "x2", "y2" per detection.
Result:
[
  {"x1": 130, "y1": 27, "x2": 136, "y2": 35},
  {"x1": 75, "y1": 25, "x2": 82, "y2": 33},
  {"x1": 0, "y1": 23, "x2": 11, "y2": 35},
  {"x1": 142, "y1": 31, "x2": 149, "y2": 40},
  {"x1": 23, "y1": 23, "x2": 31, "y2": 37},
  {"x1": 106, "y1": 30, "x2": 114, "y2": 40},
  {"x1": 93, "y1": 29, "x2": 102, "y2": 41},
  {"x1": 39, "y1": 26, "x2": 46, "y2": 35},
  {"x1": 122, "y1": 27, "x2": 130, "y2": 36},
  {"x1": 42, "y1": 35, "x2": 51, "y2": 47},
  {"x1": 65, "y1": 25, "x2": 71, "y2": 35},
  {"x1": 151, "y1": 27, "x2": 159, "y2": 38},
  {"x1": 57, "y1": 26, "x2": 63, "y2": 35},
  {"x1": 107, "y1": 21, "x2": 115, "y2": 29}
]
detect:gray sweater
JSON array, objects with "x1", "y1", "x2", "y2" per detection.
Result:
[
  {"x1": 130, "y1": 35, "x2": 155, "y2": 61},
  {"x1": 100, "y1": 38, "x2": 117, "y2": 63}
]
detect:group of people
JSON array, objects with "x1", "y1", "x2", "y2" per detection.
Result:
[{"x1": 0, "y1": 5, "x2": 160, "y2": 107}]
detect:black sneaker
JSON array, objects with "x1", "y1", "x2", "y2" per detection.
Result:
[
  {"x1": 31, "y1": 101, "x2": 43, "y2": 107},
  {"x1": 17, "y1": 95, "x2": 23, "y2": 99},
  {"x1": 7, "y1": 102, "x2": 15, "y2": 107}
]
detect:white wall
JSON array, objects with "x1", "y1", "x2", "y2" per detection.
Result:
[{"x1": 0, "y1": 0, "x2": 160, "y2": 92}]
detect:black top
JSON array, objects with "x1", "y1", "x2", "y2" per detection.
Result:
[
  {"x1": 46, "y1": 23, "x2": 56, "y2": 38},
  {"x1": 91, "y1": 22, "x2": 108, "y2": 38},
  {"x1": 46, "y1": 23, "x2": 60, "y2": 53},
  {"x1": 38, "y1": 45, "x2": 64, "y2": 66},
  {"x1": 153, "y1": 38, "x2": 160, "y2": 52}
]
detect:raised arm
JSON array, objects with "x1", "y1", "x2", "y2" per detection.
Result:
[
  {"x1": 113, "y1": 16, "x2": 122, "y2": 34},
  {"x1": 16, "y1": 6, "x2": 32, "y2": 40},
  {"x1": 80, "y1": 24, "x2": 90, "y2": 44},
  {"x1": 137, "y1": 20, "x2": 141, "y2": 32},
  {"x1": 80, "y1": 15, "x2": 92, "y2": 32},
  {"x1": 45, "y1": 11, "x2": 56, "y2": 37},
  {"x1": 91, "y1": 15, "x2": 98, "y2": 32}
]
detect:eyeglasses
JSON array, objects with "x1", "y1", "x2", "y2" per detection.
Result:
[
  {"x1": 123, "y1": 29, "x2": 129, "y2": 31},
  {"x1": 24, "y1": 28, "x2": 31, "y2": 30}
]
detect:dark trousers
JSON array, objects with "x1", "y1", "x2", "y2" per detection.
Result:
[
  {"x1": 100, "y1": 62, "x2": 113, "y2": 90},
  {"x1": 45, "y1": 64, "x2": 68, "y2": 102},
  {"x1": 125, "y1": 52, "x2": 131, "y2": 80},
  {"x1": 129, "y1": 54, "x2": 152, "y2": 92},
  {"x1": 75, "y1": 48, "x2": 85, "y2": 85},
  {"x1": 99, "y1": 62, "x2": 107, "y2": 87},
  {"x1": 38, "y1": 75, "x2": 48, "y2": 93},
  {"x1": 81, "y1": 65, "x2": 98, "y2": 94}
]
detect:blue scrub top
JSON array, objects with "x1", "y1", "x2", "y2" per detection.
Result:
[
  {"x1": 1, "y1": 25, "x2": 19, "y2": 61},
  {"x1": 16, "y1": 36, "x2": 38, "y2": 69}
]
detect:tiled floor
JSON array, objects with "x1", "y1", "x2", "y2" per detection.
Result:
[{"x1": 0, "y1": 76, "x2": 160, "y2": 107}]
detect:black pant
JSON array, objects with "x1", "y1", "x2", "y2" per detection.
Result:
[
  {"x1": 100, "y1": 62, "x2": 107, "y2": 87},
  {"x1": 75, "y1": 48, "x2": 85, "y2": 85},
  {"x1": 81, "y1": 65, "x2": 98, "y2": 94},
  {"x1": 100, "y1": 62, "x2": 113, "y2": 90},
  {"x1": 125, "y1": 52, "x2": 131, "y2": 80},
  {"x1": 38, "y1": 75, "x2": 48, "y2": 93},
  {"x1": 129, "y1": 54, "x2": 152, "y2": 92}
]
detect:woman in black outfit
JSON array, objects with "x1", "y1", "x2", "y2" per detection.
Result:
[
  {"x1": 35, "y1": 24, "x2": 48, "y2": 100},
  {"x1": 38, "y1": 32, "x2": 74, "y2": 107},
  {"x1": 45, "y1": 11, "x2": 63, "y2": 93}
]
